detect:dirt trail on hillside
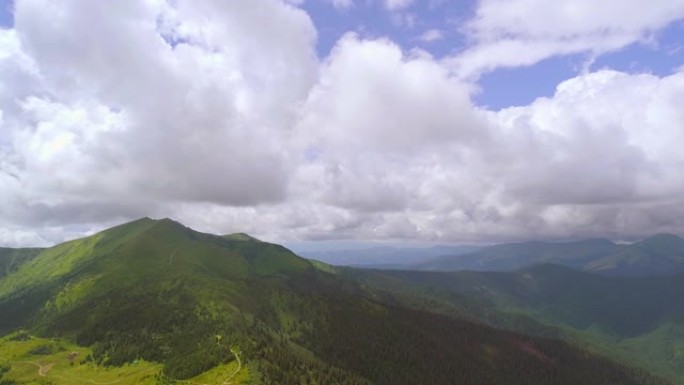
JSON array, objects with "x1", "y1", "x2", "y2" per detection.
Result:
[
  {"x1": 1, "y1": 359, "x2": 53, "y2": 377},
  {"x1": 168, "y1": 248, "x2": 179, "y2": 266},
  {"x1": 38, "y1": 362, "x2": 54, "y2": 376},
  {"x1": 222, "y1": 348, "x2": 242, "y2": 385}
]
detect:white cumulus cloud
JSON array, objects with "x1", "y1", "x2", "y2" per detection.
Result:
[
  {"x1": 452, "y1": 0, "x2": 684, "y2": 78},
  {"x1": 419, "y1": 29, "x2": 444, "y2": 43},
  {"x1": 1, "y1": 0, "x2": 684, "y2": 247},
  {"x1": 384, "y1": 0, "x2": 414, "y2": 11}
]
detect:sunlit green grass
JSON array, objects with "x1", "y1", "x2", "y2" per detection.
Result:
[
  {"x1": 0, "y1": 333, "x2": 253, "y2": 385},
  {"x1": 0, "y1": 333, "x2": 160, "y2": 385}
]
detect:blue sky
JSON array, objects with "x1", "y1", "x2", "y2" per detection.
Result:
[
  {"x1": 300, "y1": 0, "x2": 474, "y2": 56},
  {"x1": 0, "y1": 0, "x2": 11, "y2": 27}
]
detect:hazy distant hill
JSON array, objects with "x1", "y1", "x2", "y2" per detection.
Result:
[
  {"x1": 0, "y1": 218, "x2": 665, "y2": 385},
  {"x1": 416, "y1": 234, "x2": 684, "y2": 276},
  {"x1": 298, "y1": 244, "x2": 478, "y2": 268},
  {"x1": 585, "y1": 233, "x2": 684, "y2": 275}
]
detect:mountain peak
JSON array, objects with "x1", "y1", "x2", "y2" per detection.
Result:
[
  {"x1": 149, "y1": 217, "x2": 189, "y2": 230},
  {"x1": 223, "y1": 232, "x2": 262, "y2": 242},
  {"x1": 99, "y1": 216, "x2": 190, "y2": 242},
  {"x1": 121, "y1": 216, "x2": 182, "y2": 225}
]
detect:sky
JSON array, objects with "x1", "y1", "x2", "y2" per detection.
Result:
[{"x1": 1, "y1": 0, "x2": 684, "y2": 247}]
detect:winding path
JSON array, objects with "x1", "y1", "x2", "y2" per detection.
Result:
[
  {"x1": 38, "y1": 362, "x2": 53, "y2": 376},
  {"x1": 222, "y1": 348, "x2": 242, "y2": 385},
  {"x1": 168, "y1": 248, "x2": 179, "y2": 266},
  {"x1": 0, "y1": 358, "x2": 52, "y2": 377}
]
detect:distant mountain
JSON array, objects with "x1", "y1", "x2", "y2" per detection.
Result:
[
  {"x1": 416, "y1": 234, "x2": 684, "y2": 276},
  {"x1": 585, "y1": 233, "x2": 684, "y2": 276},
  {"x1": 344, "y1": 264, "x2": 684, "y2": 383},
  {"x1": 416, "y1": 238, "x2": 619, "y2": 271},
  {"x1": 0, "y1": 218, "x2": 664, "y2": 385},
  {"x1": 298, "y1": 244, "x2": 479, "y2": 268}
]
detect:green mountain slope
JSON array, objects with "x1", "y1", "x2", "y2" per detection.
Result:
[
  {"x1": 417, "y1": 234, "x2": 684, "y2": 276},
  {"x1": 0, "y1": 219, "x2": 669, "y2": 385},
  {"x1": 0, "y1": 247, "x2": 43, "y2": 279},
  {"x1": 350, "y1": 265, "x2": 684, "y2": 383}
]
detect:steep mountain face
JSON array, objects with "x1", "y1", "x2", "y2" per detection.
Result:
[
  {"x1": 347, "y1": 265, "x2": 684, "y2": 383},
  {"x1": 0, "y1": 219, "x2": 670, "y2": 385},
  {"x1": 417, "y1": 234, "x2": 684, "y2": 276}
]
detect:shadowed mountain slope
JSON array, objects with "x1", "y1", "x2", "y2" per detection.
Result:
[{"x1": 344, "y1": 264, "x2": 684, "y2": 383}]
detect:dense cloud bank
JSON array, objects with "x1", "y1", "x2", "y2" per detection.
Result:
[{"x1": 1, "y1": 0, "x2": 684, "y2": 246}]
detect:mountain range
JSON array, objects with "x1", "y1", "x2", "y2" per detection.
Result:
[
  {"x1": 0, "y1": 218, "x2": 669, "y2": 385},
  {"x1": 415, "y1": 233, "x2": 684, "y2": 276}
]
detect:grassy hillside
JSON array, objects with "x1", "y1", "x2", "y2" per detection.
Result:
[
  {"x1": 349, "y1": 265, "x2": 684, "y2": 383},
  {"x1": 0, "y1": 219, "x2": 670, "y2": 384},
  {"x1": 0, "y1": 332, "x2": 161, "y2": 385},
  {"x1": 0, "y1": 248, "x2": 43, "y2": 279}
]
